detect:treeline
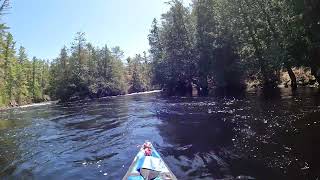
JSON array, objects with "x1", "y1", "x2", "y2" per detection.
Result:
[
  {"x1": 148, "y1": 0, "x2": 320, "y2": 95},
  {"x1": 2, "y1": 0, "x2": 320, "y2": 106},
  {"x1": 0, "y1": 33, "x2": 50, "y2": 106},
  {"x1": 0, "y1": 31, "x2": 153, "y2": 106},
  {"x1": 0, "y1": 0, "x2": 153, "y2": 106},
  {"x1": 0, "y1": 0, "x2": 50, "y2": 106},
  {"x1": 49, "y1": 32, "x2": 152, "y2": 102}
]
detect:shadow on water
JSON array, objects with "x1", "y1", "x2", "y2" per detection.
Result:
[
  {"x1": 154, "y1": 96, "x2": 272, "y2": 179},
  {"x1": 155, "y1": 100, "x2": 236, "y2": 179},
  {"x1": 155, "y1": 87, "x2": 320, "y2": 180}
]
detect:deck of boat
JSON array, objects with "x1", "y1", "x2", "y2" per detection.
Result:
[{"x1": 122, "y1": 145, "x2": 177, "y2": 180}]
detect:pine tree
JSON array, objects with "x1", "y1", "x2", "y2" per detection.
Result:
[
  {"x1": 156, "y1": 0, "x2": 195, "y2": 94},
  {"x1": 148, "y1": 18, "x2": 166, "y2": 87},
  {"x1": 129, "y1": 55, "x2": 144, "y2": 93},
  {"x1": 30, "y1": 56, "x2": 42, "y2": 102},
  {"x1": 2, "y1": 33, "x2": 16, "y2": 104},
  {"x1": 16, "y1": 46, "x2": 29, "y2": 104},
  {"x1": 70, "y1": 32, "x2": 88, "y2": 97},
  {"x1": 193, "y1": 0, "x2": 216, "y2": 95}
]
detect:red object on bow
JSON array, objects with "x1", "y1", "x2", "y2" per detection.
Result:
[
  {"x1": 144, "y1": 148, "x2": 152, "y2": 156},
  {"x1": 143, "y1": 142, "x2": 152, "y2": 156}
]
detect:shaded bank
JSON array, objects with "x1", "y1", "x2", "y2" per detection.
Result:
[
  {"x1": 155, "y1": 87, "x2": 320, "y2": 179},
  {"x1": 0, "y1": 91, "x2": 162, "y2": 110},
  {"x1": 0, "y1": 101, "x2": 57, "y2": 111},
  {"x1": 148, "y1": 0, "x2": 320, "y2": 97}
]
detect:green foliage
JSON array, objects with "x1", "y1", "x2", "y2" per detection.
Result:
[
  {"x1": 148, "y1": 0, "x2": 244, "y2": 95},
  {"x1": 48, "y1": 32, "x2": 155, "y2": 101},
  {"x1": 0, "y1": 34, "x2": 50, "y2": 106},
  {"x1": 0, "y1": 0, "x2": 50, "y2": 106},
  {"x1": 16, "y1": 46, "x2": 29, "y2": 104},
  {"x1": 148, "y1": 0, "x2": 196, "y2": 95},
  {"x1": 49, "y1": 32, "x2": 132, "y2": 101},
  {"x1": 127, "y1": 53, "x2": 152, "y2": 93},
  {"x1": 2, "y1": 33, "x2": 16, "y2": 103},
  {"x1": 2, "y1": 0, "x2": 320, "y2": 105},
  {"x1": 149, "y1": 0, "x2": 319, "y2": 94}
]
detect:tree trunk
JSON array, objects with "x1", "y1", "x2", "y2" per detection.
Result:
[
  {"x1": 286, "y1": 66, "x2": 297, "y2": 89},
  {"x1": 198, "y1": 75, "x2": 208, "y2": 96},
  {"x1": 311, "y1": 66, "x2": 320, "y2": 85},
  {"x1": 310, "y1": 47, "x2": 320, "y2": 85}
]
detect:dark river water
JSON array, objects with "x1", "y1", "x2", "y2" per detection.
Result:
[{"x1": 1, "y1": 88, "x2": 320, "y2": 180}]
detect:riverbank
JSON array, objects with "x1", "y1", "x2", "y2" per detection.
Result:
[
  {"x1": 120, "y1": 90, "x2": 162, "y2": 96},
  {"x1": 0, "y1": 101, "x2": 58, "y2": 111},
  {"x1": 246, "y1": 67, "x2": 318, "y2": 89},
  {"x1": 69, "y1": 90, "x2": 163, "y2": 102},
  {"x1": 0, "y1": 90, "x2": 163, "y2": 111}
]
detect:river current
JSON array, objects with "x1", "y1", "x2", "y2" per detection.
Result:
[{"x1": 0, "y1": 88, "x2": 320, "y2": 179}]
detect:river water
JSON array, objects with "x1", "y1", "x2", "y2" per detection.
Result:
[{"x1": 0, "y1": 88, "x2": 320, "y2": 180}]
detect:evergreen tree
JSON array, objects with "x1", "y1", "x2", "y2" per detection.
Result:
[
  {"x1": 2, "y1": 33, "x2": 16, "y2": 104},
  {"x1": 48, "y1": 33, "x2": 129, "y2": 100},
  {"x1": 154, "y1": 0, "x2": 196, "y2": 95},
  {"x1": 16, "y1": 46, "x2": 29, "y2": 104},
  {"x1": 129, "y1": 54, "x2": 144, "y2": 93},
  {"x1": 30, "y1": 57, "x2": 41, "y2": 102},
  {"x1": 0, "y1": 0, "x2": 52, "y2": 106},
  {"x1": 193, "y1": 0, "x2": 216, "y2": 95},
  {"x1": 70, "y1": 32, "x2": 87, "y2": 86},
  {"x1": 148, "y1": 18, "x2": 166, "y2": 87}
]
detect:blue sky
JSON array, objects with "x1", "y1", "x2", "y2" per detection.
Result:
[{"x1": 3, "y1": 0, "x2": 190, "y2": 60}]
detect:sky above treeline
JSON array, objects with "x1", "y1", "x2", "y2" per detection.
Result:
[{"x1": 3, "y1": 0, "x2": 191, "y2": 60}]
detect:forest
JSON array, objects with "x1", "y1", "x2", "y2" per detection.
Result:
[
  {"x1": 48, "y1": 33, "x2": 153, "y2": 102},
  {"x1": 0, "y1": 0, "x2": 319, "y2": 106},
  {"x1": 149, "y1": 0, "x2": 320, "y2": 95}
]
